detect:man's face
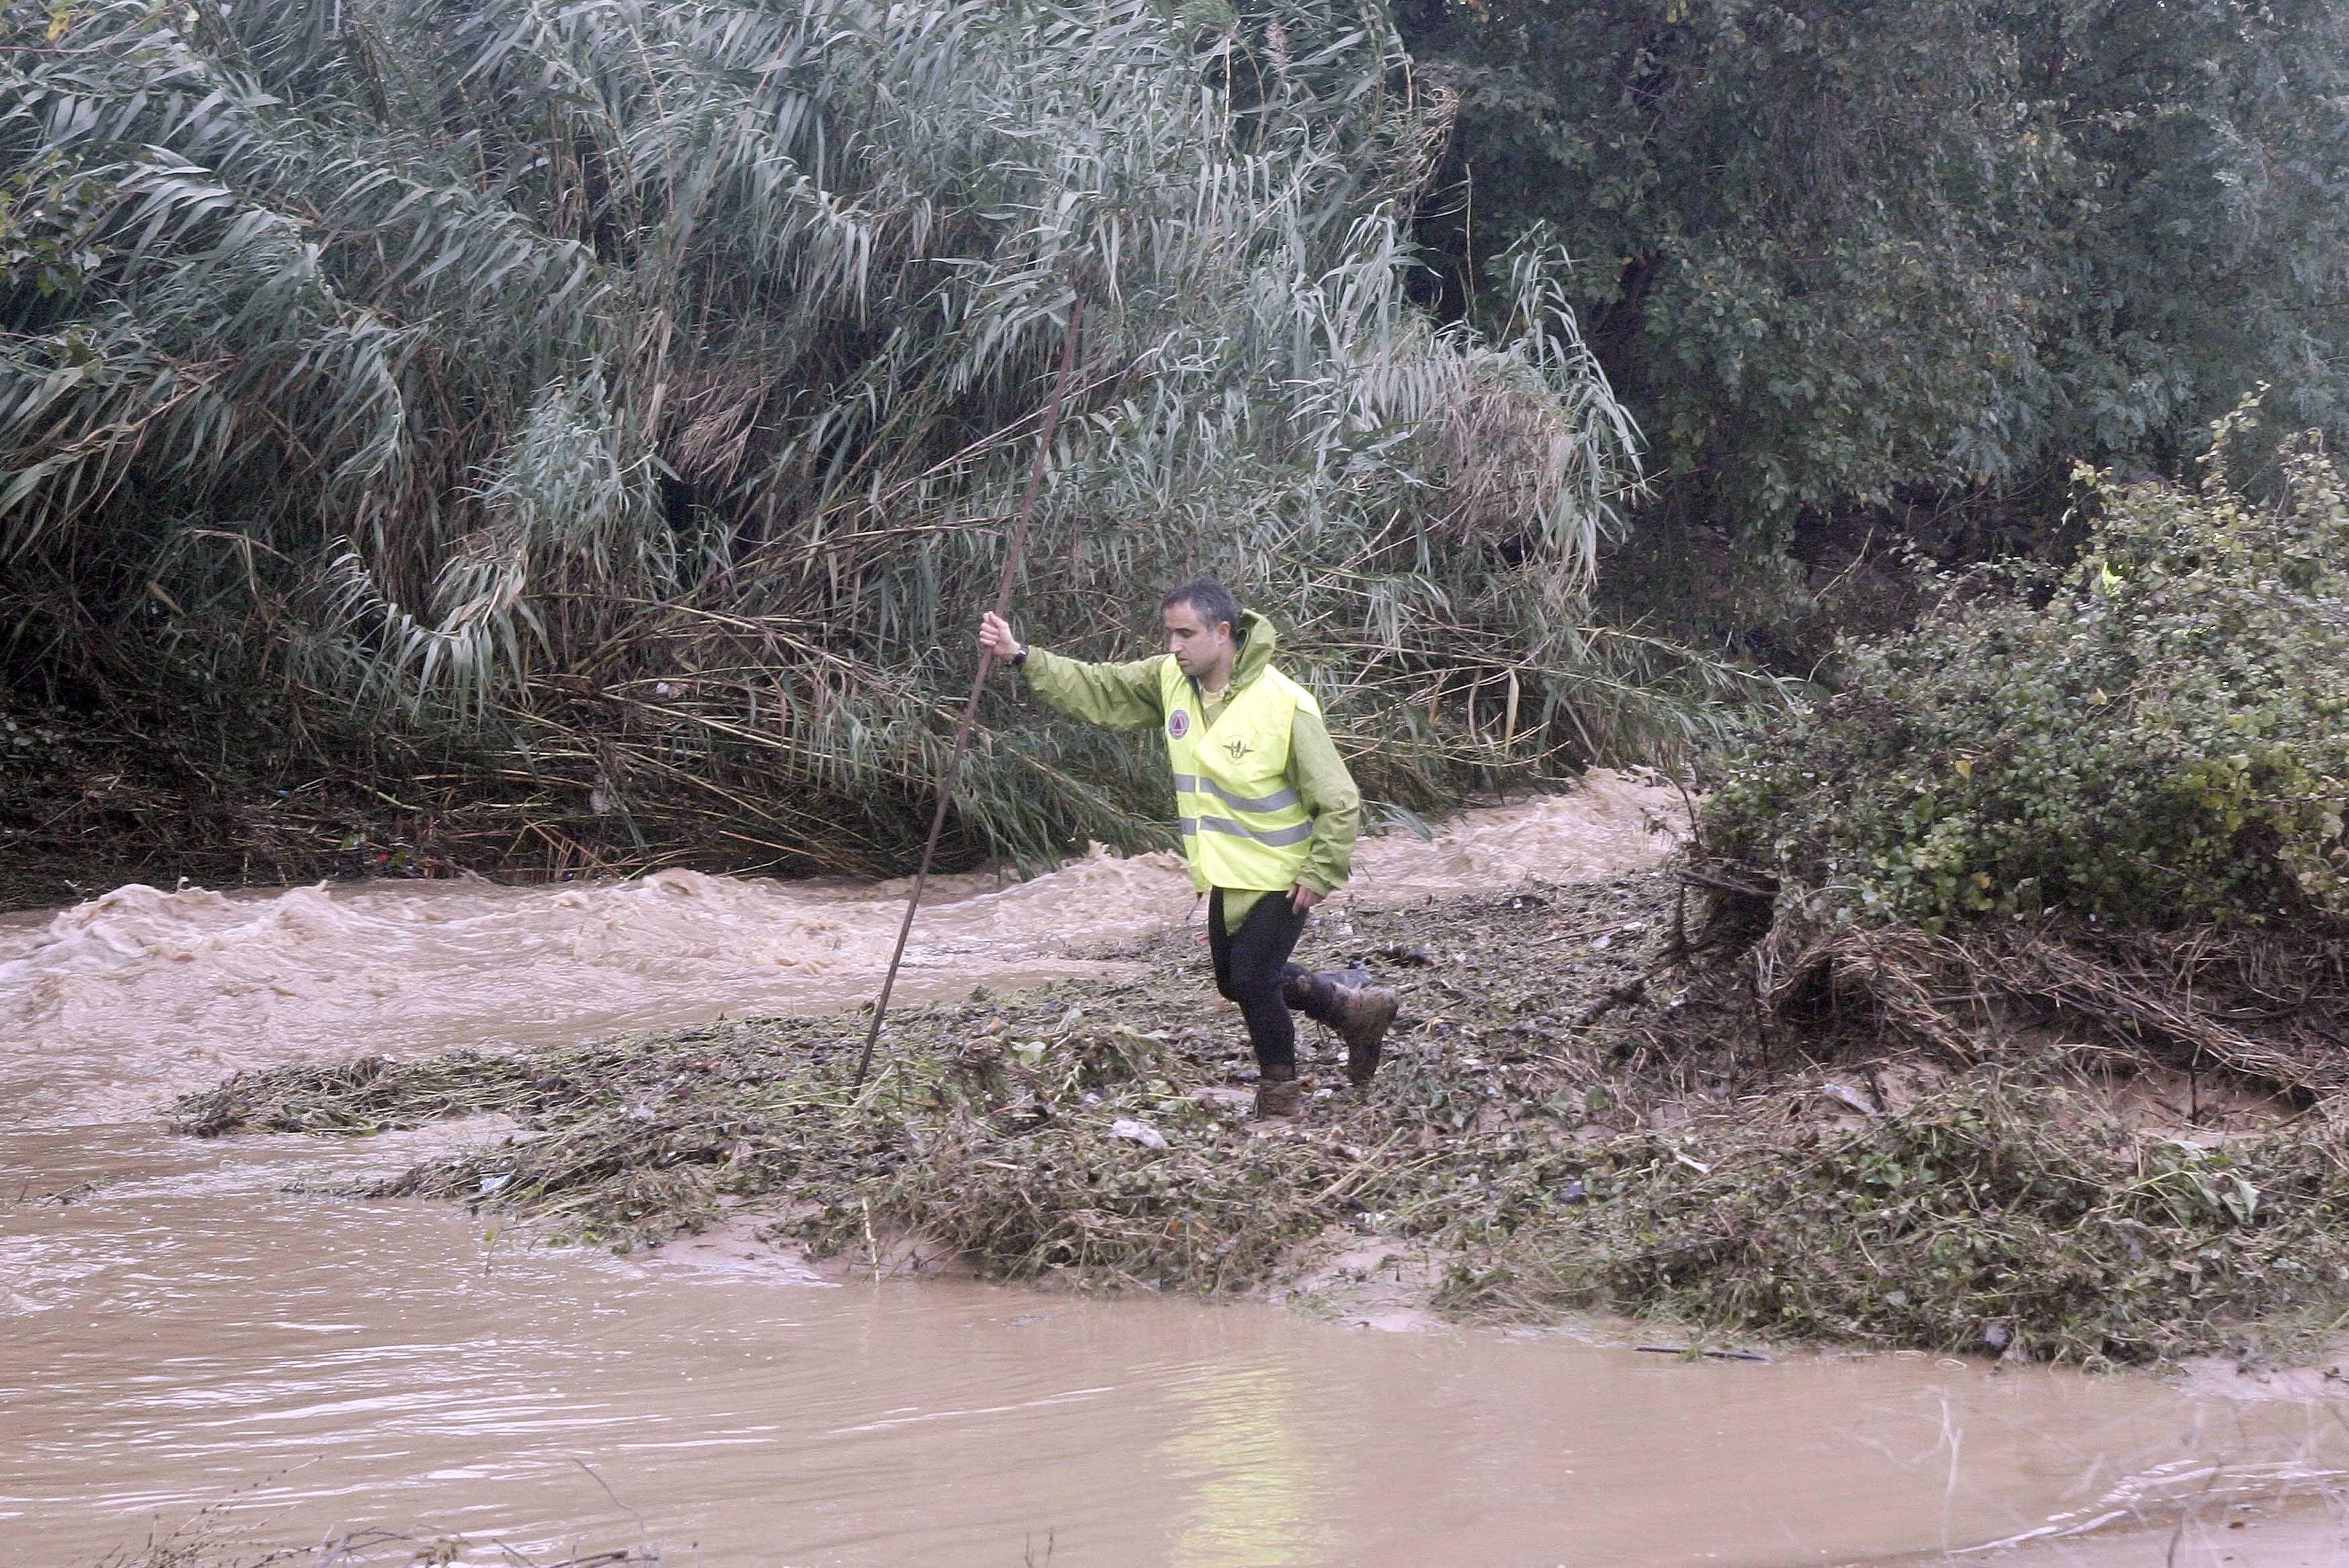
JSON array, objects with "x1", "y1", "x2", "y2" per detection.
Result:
[{"x1": 1164, "y1": 601, "x2": 1232, "y2": 680}]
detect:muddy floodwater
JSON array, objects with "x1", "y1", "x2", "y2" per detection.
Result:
[{"x1": 6, "y1": 775, "x2": 2348, "y2": 1566}]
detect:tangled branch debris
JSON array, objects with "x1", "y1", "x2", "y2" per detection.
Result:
[
  {"x1": 1753, "y1": 910, "x2": 2349, "y2": 1096},
  {"x1": 180, "y1": 869, "x2": 2349, "y2": 1368}
]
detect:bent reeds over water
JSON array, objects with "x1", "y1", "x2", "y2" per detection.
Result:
[{"x1": 1, "y1": 0, "x2": 1769, "y2": 883}]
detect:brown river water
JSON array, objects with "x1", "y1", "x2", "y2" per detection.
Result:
[{"x1": 6, "y1": 773, "x2": 2348, "y2": 1567}]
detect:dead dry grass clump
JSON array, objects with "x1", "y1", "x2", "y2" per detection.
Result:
[
  {"x1": 174, "y1": 1053, "x2": 544, "y2": 1137},
  {"x1": 175, "y1": 869, "x2": 2349, "y2": 1364}
]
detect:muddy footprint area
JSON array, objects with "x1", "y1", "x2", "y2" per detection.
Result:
[{"x1": 176, "y1": 866, "x2": 2349, "y2": 1375}]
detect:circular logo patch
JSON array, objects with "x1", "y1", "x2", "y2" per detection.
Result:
[{"x1": 1167, "y1": 709, "x2": 1191, "y2": 739}]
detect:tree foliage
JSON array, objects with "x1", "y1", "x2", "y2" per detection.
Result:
[
  {"x1": 0, "y1": 0, "x2": 1753, "y2": 876},
  {"x1": 1708, "y1": 404, "x2": 2349, "y2": 930},
  {"x1": 1403, "y1": 0, "x2": 2349, "y2": 537}
]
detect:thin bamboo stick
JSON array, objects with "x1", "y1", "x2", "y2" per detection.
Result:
[{"x1": 853, "y1": 294, "x2": 1087, "y2": 1086}]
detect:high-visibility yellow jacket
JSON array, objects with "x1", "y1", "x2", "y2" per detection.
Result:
[
  {"x1": 1157, "y1": 654, "x2": 1317, "y2": 892},
  {"x1": 1019, "y1": 610, "x2": 1361, "y2": 914}
]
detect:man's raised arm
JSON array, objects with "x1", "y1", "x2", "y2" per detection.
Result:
[{"x1": 980, "y1": 611, "x2": 1166, "y2": 732}]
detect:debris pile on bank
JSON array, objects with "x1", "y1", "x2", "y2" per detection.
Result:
[
  {"x1": 1701, "y1": 417, "x2": 2349, "y2": 1104},
  {"x1": 179, "y1": 867, "x2": 2349, "y2": 1368}
]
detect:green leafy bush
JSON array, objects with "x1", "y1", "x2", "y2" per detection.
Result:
[{"x1": 1707, "y1": 406, "x2": 2349, "y2": 930}]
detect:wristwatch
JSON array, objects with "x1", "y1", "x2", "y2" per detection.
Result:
[{"x1": 1009, "y1": 645, "x2": 1029, "y2": 668}]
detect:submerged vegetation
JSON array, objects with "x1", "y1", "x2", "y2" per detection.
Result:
[
  {"x1": 0, "y1": 0, "x2": 1769, "y2": 895},
  {"x1": 97, "y1": 1523, "x2": 656, "y2": 1568},
  {"x1": 181, "y1": 870, "x2": 2349, "y2": 1368}
]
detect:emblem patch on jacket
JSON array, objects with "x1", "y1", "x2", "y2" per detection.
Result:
[
  {"x1": 1167, "y1": 709, "x2": 1191, "y2": 738},
  {"x1": 1222, "y1": 737, "x2": 1250, "y2": 761}
]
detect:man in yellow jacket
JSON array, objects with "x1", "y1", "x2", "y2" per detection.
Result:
[{"x1": 980, "y1": 578, "x2": 1399, "y2": 1118}]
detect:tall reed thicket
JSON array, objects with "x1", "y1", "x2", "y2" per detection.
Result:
[{"x1": 1, "y1": 0, "x2": 1755, "y2": 878}]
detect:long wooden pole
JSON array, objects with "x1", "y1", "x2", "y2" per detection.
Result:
[{"x1": 853, "y1": 293, "x2": 1086, "y2": 1087}]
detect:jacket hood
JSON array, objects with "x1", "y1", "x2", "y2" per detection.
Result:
[{"x1": 1231, "y1": 608, "x2": 1279, "y2": 687}]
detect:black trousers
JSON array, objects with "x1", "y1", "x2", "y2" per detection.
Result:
[{"x1": 1206, "y1": 887, "x2": 1337, "y2": 1074}]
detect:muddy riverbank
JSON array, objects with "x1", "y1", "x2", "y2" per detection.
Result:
[
  {"x1": 177, "y1": 869, "x2": 2349, "y2": 1369},
  {"x1": 9, "y1": 777, "x2": 2349, "y2": 1565}
]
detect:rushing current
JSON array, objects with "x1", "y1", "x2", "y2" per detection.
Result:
[{"x1": 4, "y1": 774, "x2": 2345, "y2": 1567}]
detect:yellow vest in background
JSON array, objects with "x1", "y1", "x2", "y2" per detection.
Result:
[{"x1": 1157, "y1": 659, "x2": 1318, "y2": 891}]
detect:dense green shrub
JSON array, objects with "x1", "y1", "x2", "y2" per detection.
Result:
[{"x1": 1707, "y1": 406, "x2": 2349, "y2": 930}]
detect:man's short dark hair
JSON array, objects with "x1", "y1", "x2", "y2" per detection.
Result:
[{"x1": 1160, "y1": 577, "x2": 1242, "y2": 638}]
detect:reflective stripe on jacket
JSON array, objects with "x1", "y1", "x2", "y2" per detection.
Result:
[{"x1": 1157, "y1": 657, "x2": 1318, "y2": 892}]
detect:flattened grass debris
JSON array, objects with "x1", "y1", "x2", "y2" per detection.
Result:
[{"x1": 175, "y1": 869, "x2": 2349, "y2": 1366}]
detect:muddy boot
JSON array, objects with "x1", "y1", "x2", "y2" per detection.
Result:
[
  {"x1": 1325, "y1": 984, "x2": 1400, "y2": 1088},
  {"x1": 1253, "y1": 1066, "x2": 1304, "y2": 1120}
]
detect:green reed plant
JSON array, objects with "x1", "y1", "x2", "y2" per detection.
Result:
[{"x1": 2, "y1": 0, "x2": 1767, "y2": 875}]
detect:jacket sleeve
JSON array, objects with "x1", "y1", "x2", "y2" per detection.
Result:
[
  {"x1": 1289, "y1": 707, "x2": 1361, "y2": 895},
  {"x1": 1021, "y1": 648, "x2": 1170, "y2": 732}
]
